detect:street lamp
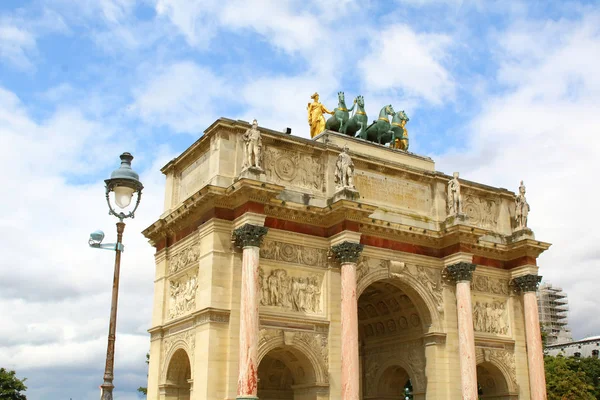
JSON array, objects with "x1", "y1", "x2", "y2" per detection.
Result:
[{"x1": 92, "y1": 152, "x2": 143, "y2": 400}]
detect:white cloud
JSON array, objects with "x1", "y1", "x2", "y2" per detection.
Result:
[
  {"x1": 130, "y1": 61, "x2": 232, "y2": 134},
  {"x1": 436, "y1": 12, "x2": 600, "y2": 339},
  {"x1": 358, "y1": 25, "x2": 455, "y2": 105},
  {"x1": 0, "y1": 22, "x2": 37, "y2": 70},
  {"x1": 155, "y1": 0, "x2": 220, "y2": 47}
]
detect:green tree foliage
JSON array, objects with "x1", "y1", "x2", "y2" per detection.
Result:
[
  {"x1": 137, "y1": 352, "x2": 150, "y2": 396},
  {"x1": 0, "y1": 368, "x2": 27, "y2": 400},
  {"x1": 545, "y1": 355, "x2": 599, "y2": 400}
]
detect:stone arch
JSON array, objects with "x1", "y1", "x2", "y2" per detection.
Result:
[
  {"x1": 476, "y1": 351, "x2": 519, "y2": 397},
  {"x1": 161, "y1": 348, "x2": 192, "y2": 400},
  {"x1": 374, "y1": 358, "x2": 423, "y2": 394},
  {"x1": 161, "y1": 335, "x2": 194, "y2": 383},
  {"x1": 258, "y1": 330, "x2": 329, "y2": 386},
  {"x1": 357, "y1": 262, "x2": 442, "y2": 333}
]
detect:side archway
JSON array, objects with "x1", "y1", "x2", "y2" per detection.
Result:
[
  {"x1": 475, "y1": 350, "x2": 519, "y2": 396},
  {"x1": 161, "y1": 348, "x2": 192, "y2": 400}
]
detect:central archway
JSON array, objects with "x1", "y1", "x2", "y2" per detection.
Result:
[
  {"x1": 257, "y1": 343, "x2": 324, "y2": 400},
  {"x1": 359, "y1": 278, "x2": 430, "y2": 399}
]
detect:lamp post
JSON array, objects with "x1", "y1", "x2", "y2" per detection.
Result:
[{"x1": 94, "y1": 152, "x2": 143, "y2": 400}]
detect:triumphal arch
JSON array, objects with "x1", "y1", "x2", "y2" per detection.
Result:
[{"x1": 143, "y1": 117, "x2": 550, "y2": 400}]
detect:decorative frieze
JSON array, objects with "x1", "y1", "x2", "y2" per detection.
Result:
[
  {"x1": 195, "y1": 308, "x2": 230, "y2": 326},
  {"x1": 513, "y1": 274, "x2": 542, "y2": 293},
  {"x1": 258, "y1": 267, "x2": 323, "y2": 313},
  {"x1": 446, "y1": 262, "x2": 477, "y2": 282},
  {"x1": 168, "y1": 269, "x2": 198, "y2": 320},
  {"x1": 356, "y1": 256, "x2": 388, "y2": 283},
  {"x1": 392, "y1": 263, "x2": 444, "y2": 312},
  {"x1": 232, "y1": 224, "x2": 268, "y2": 248},
  {"x1": 260, "y1": 239, "x2": 328, "y2": 267},
  {"x1": 471, "y1": 275, "x2": 510, "y2": 295},
  {"x1": 473, "y1": 301, "x2": 509, "y2": 335},
  {"x1": 163, "y1": 328, "x2": 195, "y2": 358},
  {"x1": 464, "y1": 194, "x2": 500, "y2": 229},
  {"x1": 330, "y1": 241, "x2": 364, "y2": 264},
  {"x1": 168, "y1": 243, "x2": 199, "y2": 274}
]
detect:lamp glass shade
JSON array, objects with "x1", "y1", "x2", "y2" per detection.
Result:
[{"x1": 114, "y1": 185, "x2": 135, "y2": 209}]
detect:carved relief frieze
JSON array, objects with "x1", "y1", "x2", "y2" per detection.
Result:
[
  {"x1": 477, "y1": 347, "x2": 518, "y2": 388},
  {"x1": 473, "y1": 300, "x2": 509, "y2": 335},
  {"x1": 260, "y1": 239, "x2": 328, "y2": 267},
  {"x1": 389, "y1": 262, "x2": 444, "y2": 313},
  {"x1": 258, "y1": 267, "x2": 323, "y2": 313},
  {"x1": 168, "y1": 268, "x2": 198, "y2": 320},
  {"x1": 168, "y1": 243, "x2": 200, "y2": 274},
  {"x1": 471, "y1": 275, "x2": 510, "y2": 295},
  {"x1": 162, "y1": 328, "x2": 195, "y2": 361},
  {"x1": 356, "y1": 256, "x2": 388, "y2": 283},
  {"x1": 263, "y1": 146, "x2": 324, "y2": 192},
  {"x1": 463, "y1": 194, "x2": 500, "y2": 230}
]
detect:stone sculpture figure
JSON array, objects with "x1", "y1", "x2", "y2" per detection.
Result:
[
  {"x1": 515, "y1": 180, "x2": 530, "y2": 230},
  {"x1": 307, "y1": 92, "x2": 333, "y2": 138},
  {"x1": 473, "y1": 301, "x2": 509, "y2": 335},
  {"x1": 447, "y1": 172, "x2": 463, "y2": 215},
  {"x1": 334, "y1": 145, "x2": 355, "y2": 190},
  {"x1": 242, "y1": 119, "x2": 263, "y2": 170}
]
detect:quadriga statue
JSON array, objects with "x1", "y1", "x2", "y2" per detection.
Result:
[
  {"x1": 344, "y1": 95, "x2": 368, "y2": 138},
  {"x1": 390, "y1": 110, "x2": 409, "y2": 151},
  {"x1": 326, "y1": 91, "x2": 354, "y2": 135},
  {"x1": 361, "y1": 104, "x2": 396, "y2": 145}
]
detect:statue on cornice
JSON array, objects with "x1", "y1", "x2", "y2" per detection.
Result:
[
  {"x1": 515, "y1": 180, "x2": 530, "y2": 230},
  {"x1": 307, "y1": 92, "x2": 333, "y2": 138},
  {"x1": 242, "y1": 119, "x2": 263, "y2": 170},
  {"x1": 447, "y1": 172, "x2": 463, "y2": 216},
  {"x1": 334, "y1": 145, "x2": 355, "y2": 190}
]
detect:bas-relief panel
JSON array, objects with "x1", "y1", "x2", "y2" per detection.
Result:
[
  {"x1": 168, "y1": 268, "x2": 198, "y2": 320},
  {"x1": 262, "y1": 146, "x2": 324, "y2": 193},
  {"x1": 354, "y1": 173, "x2": 431, "y2": 214},
  {"x1": 463, "y1": 193, "x2": 501, "y2": 230},
  {"x1": 471, "y1": 274, "x2": 511, "y2": 336},
  {"x1": 258, "y1": 266, "x2": 324, "y2": 314}
]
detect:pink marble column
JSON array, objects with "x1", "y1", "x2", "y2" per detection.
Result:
[
  {"x1": 515, "y1": 274, "x2": 547, "y2": 400},
  {"x1": 232, "y1": 224, "x2": 268, "y2": 400},
  {"x1": 447, "y1": 262, "x2": 478, "y2": 400},
  {"x1": 331, "y1": 241, "x2": 364, "y2": 400}
]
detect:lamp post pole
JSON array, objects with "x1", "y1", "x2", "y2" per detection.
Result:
[
  {"x1": 93, "y1": 152, "x2": 143, "y2": 400},
  {"x1": 100, "y1": 221, "x2": 125, "y2": 400}
]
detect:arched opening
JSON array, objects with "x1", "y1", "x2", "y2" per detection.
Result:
[
  {"x1": 359, "y1": 279, "x2": 428, "y2": 399},
  {"x1": 163, "y1": 348, "x2": 192, "y2": 400},
  {"x1": 477, "y1": 362, "x2": 511, "y2": 400},
  {"x1": 376, "y1": 365, "x2": 412, "y2": 399},
  {"x1": 257, "y1": 344, "x2": 321, "y2": 400}
]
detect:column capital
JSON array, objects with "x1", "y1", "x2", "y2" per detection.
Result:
[
  {"x1": 446, "y1": 262, "x2": 476, "y2": 283},
  {"x1": 330, "y1": 241, "x2": 364, "y2": 264},
  {"x1": 232, "y1": 224, "x2": 268, "y2": 248},
  {"x1": 513, "y1": 274, "x2": 542, "y2": 293}
]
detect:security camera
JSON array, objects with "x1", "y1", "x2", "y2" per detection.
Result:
[{"x1": 89, "y1": 230, "x2": 105, "y2": 246}]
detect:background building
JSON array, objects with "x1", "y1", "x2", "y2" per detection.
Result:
[
  {"x1": 546, "y1": 336, "x2": 600, "y2": 358},
  {"x1": 537, "y1": 283, "x2": 573, "y2": 345}
]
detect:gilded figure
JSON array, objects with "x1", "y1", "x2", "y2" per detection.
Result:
[{"x1": 307, "y1": 92, "x2": 333, "y2": 138}]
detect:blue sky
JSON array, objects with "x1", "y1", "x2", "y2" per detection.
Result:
[{"x1": 1, "y1": 1, "x2": 600, "y2": 399}]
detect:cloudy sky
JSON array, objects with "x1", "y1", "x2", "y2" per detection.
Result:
[{"x1": 1, "y1": 0, "x2": 599, "y2": 398}]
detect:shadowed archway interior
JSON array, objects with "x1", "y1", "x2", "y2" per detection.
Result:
[
  {"x1": 165, "y1": 348, "x2": 191, "y2": 400},
  {"x1": 477, "y1": 362, "x2": 511, "y2": 400},
  {"x1": 359, "y1": 279, "x2": 428, "y2": 399},
  {"x1": 257, "y1": 344, "x2": 319, "y2": 400}
]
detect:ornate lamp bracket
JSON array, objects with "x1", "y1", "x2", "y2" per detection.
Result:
[
  {"x1": 445, "y1": 262, "x2": 477, "y2": 283},
  {"x1": 232, "y1": 224, "x2": 268, "y2": 248},
  {"x1": 512, "y1": 274, "x2": 542, "y2": 293},
  {"x1": 330, "y1": 241, "x2": 364, "y2": 264}
]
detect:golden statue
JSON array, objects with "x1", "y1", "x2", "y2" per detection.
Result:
[{"x1": 307, "y1": 92, "x2": 333, "y2": 138}]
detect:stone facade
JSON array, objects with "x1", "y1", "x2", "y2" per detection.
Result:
[{"x1": 143, "y1": 118, "x2": 551, "y2": 400}]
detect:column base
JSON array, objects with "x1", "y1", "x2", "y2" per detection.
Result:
[{"x1": 236, "y1": 396, "x2": 259, "y2": 400}]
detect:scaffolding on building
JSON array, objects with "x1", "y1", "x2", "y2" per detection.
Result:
[{"x1": 537, "y1": 282, "x2": 573, "y2": 345}]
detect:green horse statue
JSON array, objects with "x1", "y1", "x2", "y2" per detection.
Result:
[
  {"x1": 326, "y1": 91, "x2": 354, "y2": 134},
  {"x1": 390, "y1": 110, "x2": 410, "y2": 151},
  {"x1": 361, "y1": 104, "x2": 396, "y2": 144},
  {"x1": 344, "y1": 95, "x2": 368, "y2": 138}
]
